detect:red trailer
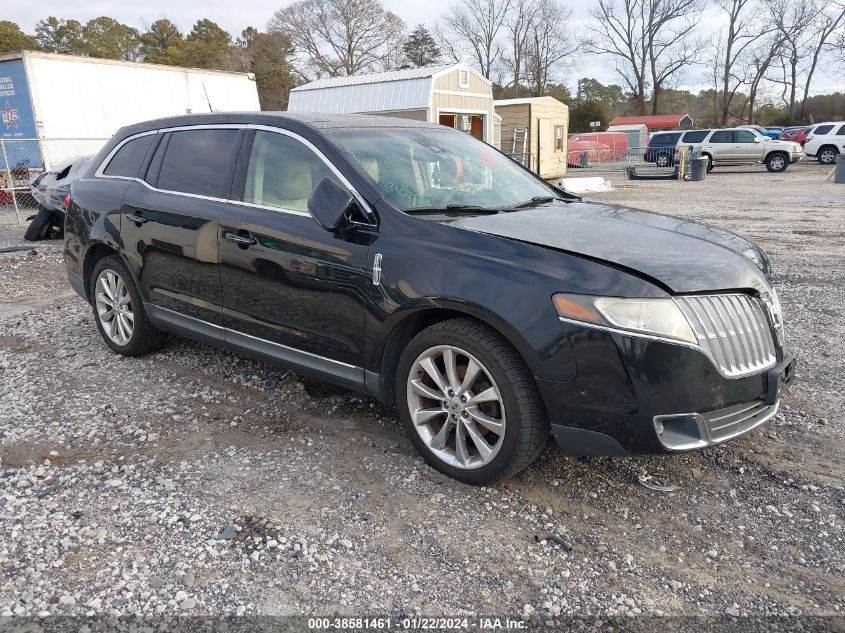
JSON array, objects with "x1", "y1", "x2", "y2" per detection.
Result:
[{"x1": 569, "y1": 132, "x2": 629, "y2": 159}]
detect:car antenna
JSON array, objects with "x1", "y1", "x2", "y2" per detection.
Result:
[{"x1": 202, "y1": 82, "x2": 214, "y2": 113}]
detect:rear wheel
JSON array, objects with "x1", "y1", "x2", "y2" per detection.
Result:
[
  {"x1": 89, "y1": 255, "x2": 167, "y2": 356},
  {"x1": 818, "y1": 146, "x2": 838, "y2": 165},
  {"x1": 766, "y1": 152, "x2": 788, "y2": 173},
  {"x1": 396, "y1": 318, "x2": 548, "y2": 484},
  {"x1": 703, "y1": 154, "x2": 714, "y2": 172}
]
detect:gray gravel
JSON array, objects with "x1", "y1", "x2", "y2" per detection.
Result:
[{"x1": 0, "y1": 162, "x2": 843, "y2": 626}]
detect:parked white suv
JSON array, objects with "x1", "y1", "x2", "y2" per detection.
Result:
[
  {"x1": 697, "y1": 128, "x2": 804, "y2": 172},
  {"x1": 803, "y1": 122, "x2": 845, "y2": 165}
]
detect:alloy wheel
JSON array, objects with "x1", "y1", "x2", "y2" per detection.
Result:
[
  {"x1": 769, "y1": 156, "x2": 785, "y2": 171},
  {"x1": 406, "y1": 345, "x2": 506, "y2": 470},
  {"x1": 95, "y1": 269, "x2": 134, "y2": 346},
  {"x1": 820, "y1": 149, "x2": 836, "y2": 164},
  {"x1": 656, "y1": 155, "x2": 669, "y2": 167}
]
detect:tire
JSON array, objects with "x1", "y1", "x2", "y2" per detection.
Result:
[
  {"x1": 24, "y1": 206, "x2": 54, "y2": 241},
  {"x1": 89, "y1": 255, "x2": 167, "y2": 356},
  {"x1": 818, "y1": 146, "x2": 838, "y2": 165},
  {"x1": 765, "y1": 152, "x2": 788, "y2": 173},
  {"x1": 703, "y1": 154, "x2": 714, "y2": 172},
  {"x1": 656, "y1": 154, "x2": 669, "y2": 167},
  {"x1": 396, "y1": 318, "x2": 548, "y2": 484}
]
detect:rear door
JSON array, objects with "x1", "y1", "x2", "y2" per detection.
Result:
[
  {"x1": 119, "y1": 127, "x2": 242, "y2": 340},
  {"x1": 704, "y1": 130, "x2": 735, "y2": 162},
  {"x1": 218, "y1": 128, "x2": 373, "y2": 386}
]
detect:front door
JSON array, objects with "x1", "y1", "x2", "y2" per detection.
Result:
[
  {"x1": 119, "y1": 128, "x2": 242, "y2": 334},
  {"x1": 734, "y1": 129, "x2": 761, "y2": 160},
  {"x1": 218, "y1": 129, "x2": 372, "y2": 385}
]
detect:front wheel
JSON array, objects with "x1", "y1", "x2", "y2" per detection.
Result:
[
  {"x1": 766, "y1": 152, "x2": 788, "y2": 172},
  {"x1": 396, "y1": 318, "x2": 548, "y2": 484}
]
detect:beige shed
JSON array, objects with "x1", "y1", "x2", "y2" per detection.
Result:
[
  {"x1": 494, "y1": 96, "x2": 570, "y2": 179},
  {"x1": 287, "y1": 64, "x2": 496, "y2": 143}
]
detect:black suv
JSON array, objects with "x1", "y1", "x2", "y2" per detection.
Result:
[
  {"x1": 64, "y1": 113, "x2": 795, "y2": 484},
  {"x1": 644, "y1": 129, "x2": 711, "y2": 166}
]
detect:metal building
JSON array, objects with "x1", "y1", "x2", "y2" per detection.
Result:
[{"x1": 288, "y1": 63, "x2": 496, "y2": 143}]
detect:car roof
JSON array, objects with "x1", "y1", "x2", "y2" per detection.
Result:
[{"x1": 112, "y1": 111, "x2": 440, "y2": 141}]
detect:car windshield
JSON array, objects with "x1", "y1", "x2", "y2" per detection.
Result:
[{"x1": 327, "y1": 127, "x2": 560, "y2": 212}]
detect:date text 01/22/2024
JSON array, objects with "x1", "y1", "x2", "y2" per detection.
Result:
[{"x1": 307, "y1": 617, "x2": 527, "y2": 629}]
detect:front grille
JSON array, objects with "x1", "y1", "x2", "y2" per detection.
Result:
[
  {"x1": 703, "y1": 399, "x2": 775, "y2": 442},
  {"x1": 675, "y1": 294, "x2": 776, "y2": 378}
]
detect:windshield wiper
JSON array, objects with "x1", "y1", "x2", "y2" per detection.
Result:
[
  {"x1": 404, "y1": 204, "x2": 503, "y2": 215},
  {"x1": 510, "y1": 196, "x2": 562, "y2": 209}
]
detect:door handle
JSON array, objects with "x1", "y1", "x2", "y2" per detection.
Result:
[
  {"x1": 126, "y1": 213, "x2": 147, "y2": 224},
  {"x1": 224, "y1": 232, "x2": 257, "y2": 246}
]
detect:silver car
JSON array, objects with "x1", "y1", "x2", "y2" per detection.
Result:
[{"x1": 697, "y1": 128, "x2": 804, "y2": 173}]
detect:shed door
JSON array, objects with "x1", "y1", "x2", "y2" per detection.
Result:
[{"x1": 537, "y1": 118, "x2": 552, "y2": 176}]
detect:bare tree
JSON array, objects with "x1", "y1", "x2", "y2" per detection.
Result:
[
  {"x1": 767, "y1": 0, "x2": 817, "y2": 116},
  {"x1": 797, "y1": 3, "x2": 845, "y2": 117},
  {"x1": 712, "y1": 0, "x2": 770, "y2": 125},
  {"x1": 501, "y1": 0, "x2": 540, "y2": 90},
  {"x1": 523, "y1": 0, "x2": 578, "y2": 95},
  {"x1": 439, "y1": 0, "x2": 512, "y2": 78},
  {"x1": 585, "y1": 0, "x2": 702, "y2": 115},
  {"x1": 745, "y1": 32, "x2": 786, "y2": 121},
  {"x1": 268, "y1": 0, "x2": 405, "y2": 78}
]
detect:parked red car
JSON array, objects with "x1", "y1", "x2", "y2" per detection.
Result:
[{"x1": 783, "y1": 126, "x2": 813, "y2": 145}]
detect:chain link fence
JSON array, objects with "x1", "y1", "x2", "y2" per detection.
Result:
[
  {"x1": 1, "y1": 138, "x2": 107, "y2": 226},
  {"x1": 564, "y1": 144, "x2": 703, "y2": 176}
]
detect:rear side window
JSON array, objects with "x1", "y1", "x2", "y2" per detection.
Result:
[
  {"x1": 103, "y1": 135, "x2": 155, "y2": 178},
  {"x1": 837, "y1": 125, "x2": 845, "y2": 136},
  {"x1": 650, "y1": 133, "x2": 680, "y2": 145},
  {"x1": 814, "y1": 125, "x2": 834, "y2": 135},
  {"x1": 709, "y1": 131, "x2": 733, "y2": 143},
  {"x1": 682, "y1": 130, "x2": 709, "y2": 143},
  {"x1": 156, "y1": 129, "x2": 240, "y2": 198}
]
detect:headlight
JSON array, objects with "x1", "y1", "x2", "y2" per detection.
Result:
[{"x1": 552, "y1": 294, "x2": 697, "y2": 344}]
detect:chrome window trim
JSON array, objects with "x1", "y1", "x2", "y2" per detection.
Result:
[{"x1": 94, "y1": 123, "x2": 377, "y2": 225}]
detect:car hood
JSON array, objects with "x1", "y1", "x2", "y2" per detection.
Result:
[{"x1": 444, "y1": 202, "x2": 772, "y2": 294}]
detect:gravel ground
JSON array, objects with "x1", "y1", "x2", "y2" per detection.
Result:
[{"x1": 0, "y1": 162, "x2": 843, "y2": 630}]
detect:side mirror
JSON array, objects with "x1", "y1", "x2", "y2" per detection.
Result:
[
  {"x1": 754, "y1": 137, "x2": 761, "y2": 143},
  {"x1": 308, "y1": 178, "x2": 358, "y2": 232}
]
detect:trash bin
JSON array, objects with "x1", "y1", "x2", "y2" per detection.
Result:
[
  {"x1": 689, "y1": 157, "x2": 708, "y2": 181},
  {"x1": 836, "y1": 154, "x2": 845, "y2": 184}
]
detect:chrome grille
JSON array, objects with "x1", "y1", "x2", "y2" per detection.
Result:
[{"x1": 675, "y1": 294, "x2": 777, "y2": 378}]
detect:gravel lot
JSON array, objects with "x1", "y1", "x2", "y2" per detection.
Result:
[{"x1": 1, "y1": 162, "x2": 843, "y2": 629}]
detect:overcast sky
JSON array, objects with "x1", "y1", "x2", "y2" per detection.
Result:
[{"x1": 6, "y1": 0, "x2": 842, "y2": 95}]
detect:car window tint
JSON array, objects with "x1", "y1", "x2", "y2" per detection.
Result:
[
  {"x1": 814, "y1": 125, "x2": 834, "y2": 135},
  {"x1": 157, "y1": 129, "x2": 239, "y2": 198},
  {"x1": 103, "y1": 135, "x2": 155, "y2": 178},
  {"x1": 837, "y1": 125, "x2": 845, "y2": 136},
  {"x1": 682, "y1": 130, "x2": 709, "y2": 143},
  {"x1": 736, "y1": 130, "x2": 757, "y2": 143},
  {"x1": 243, "y1": 131, "x2": 342, "y2": 213},
  {"x1": 709, "y1": 131, "x2": 733, "y2": 143}
]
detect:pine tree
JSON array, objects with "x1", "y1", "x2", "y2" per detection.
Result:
[{"x1": 402, "y1": 24, "x2": 440, "y2": 68}]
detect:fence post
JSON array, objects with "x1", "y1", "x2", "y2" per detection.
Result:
[{"x1": 1, "y1": 138, "x2": 22, "y2": 227}]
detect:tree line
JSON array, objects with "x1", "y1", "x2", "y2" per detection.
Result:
[{"x1": 1, "y1": 0, "x2": 843, "y2": 125}]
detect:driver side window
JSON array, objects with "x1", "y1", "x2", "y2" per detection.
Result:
[{"x1": 244, "y1": 131, "x2": 341, "y2": 213}]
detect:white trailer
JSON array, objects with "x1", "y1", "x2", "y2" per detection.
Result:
[{"x1": 0, "y1": 50, "x2": 260, "y2": 168}]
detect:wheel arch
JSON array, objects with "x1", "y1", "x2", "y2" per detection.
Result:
[
  {"x1": 817, "y1": 144, "x2": 839, "y2": 161},
  {"x1": 82, "y1": 242, "x2": 135, "y2": 302},
  {"x1": 368, "y1": 301, "x2": 545, "y2": 405}
]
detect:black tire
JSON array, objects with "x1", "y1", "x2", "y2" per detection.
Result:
[
  {"x1": 817, "y1": 146, "x2": 838, "y2": 165},
  {"x1": 24, "y1": 206, "x2": 54, "y2": 241},
  {"x1": 703, "y1": 154, "x2": 714, "y2": 172},
  {"x1": 89, "y1": 255, "x2": 167, "y2": 356},
  {"x1": 396, "y1": 318, "x2": 548, "y2": 485},
  {"x1": 765, "y1": 152, "x2": 789, "y2": 173}
]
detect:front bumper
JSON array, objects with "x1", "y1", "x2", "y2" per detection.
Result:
[
  {"x1": 790, "y1": 152, "x2": 804, "y2": 163},
  {"x1": 539, "y1": 321, "x2": 796, "y2": 456}
]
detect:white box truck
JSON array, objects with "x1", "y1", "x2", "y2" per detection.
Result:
[{"x1": 0, "y1": 50, "x2": 261, "y2": 170}]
